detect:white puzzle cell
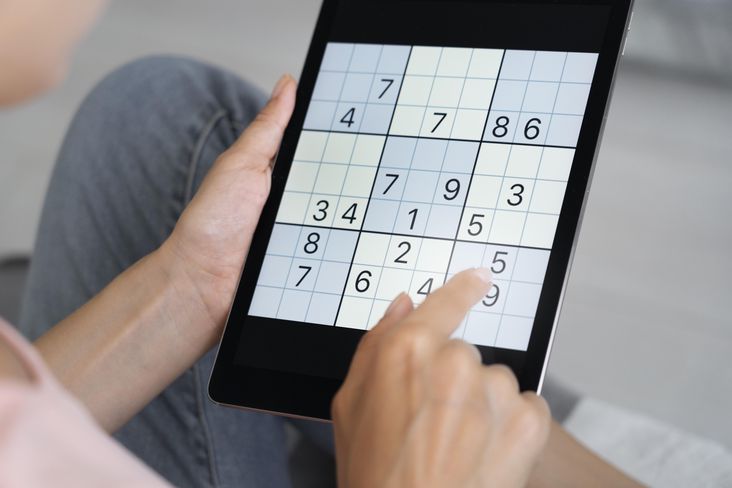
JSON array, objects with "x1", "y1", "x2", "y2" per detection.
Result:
[
  {"x1": 351, "y1": 134, "x2": 386, "y2": 166},
  {"x1": 277, "y1": 289, "x2": 312, "y2": 322},
  {"x1": 436, "y1": 47, "x2": 472, "y2": 77},
  {"x1": 294, "y1": 131, "x2": 329, "y2": 162},
  {"x1": 322, "y1": 132, "x2": 357, "y2": 163},
  {"x1": 451, "y1": 109, "x2": 489, "y2": 141},
  {"x1": 374, "y1": 267, "x2": 414, "y2": 301},
  {"x1": 406, "y1": 46, "x2": 442, "y2": 76}
]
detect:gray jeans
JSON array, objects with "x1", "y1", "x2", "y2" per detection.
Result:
[
  {"x1": 18, "y1": 56, "x2": 334, "y2": 488},
  {"x1": 18, "y1": 56, "x2": 577, "y2": 488}
]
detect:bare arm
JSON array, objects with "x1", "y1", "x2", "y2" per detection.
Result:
[
  {"x1": 528, "y1": 420, "x2": 645, "y2": 488},
  {"x1": 33, "y1": 248, "x2": 213, "y2": 432},
  {"x1": 33, "y1": 75, "x2": 297, "y2": 433}
]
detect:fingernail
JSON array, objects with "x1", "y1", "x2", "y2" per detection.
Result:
[
  {"x1": 385, "y1": 293, "x2": 405, "y2": 316},
  {"x1": 271, "y1": 74, "x2": 290, "y2": 98},
  {"x1": 474, "y1": 267, "x2": 492, "y2": 285}
]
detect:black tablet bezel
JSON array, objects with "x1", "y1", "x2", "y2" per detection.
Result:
[{"x1": 210, "y1": 0, "x2": 634, "y2": 421}]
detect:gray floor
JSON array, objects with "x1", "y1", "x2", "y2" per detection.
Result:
[{"x1": 0, "y1": 0, "x2": 730, "y2": 449}]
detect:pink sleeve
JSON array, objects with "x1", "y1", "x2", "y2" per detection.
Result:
[{"x1": 0, "y1": 318, "x2": 172, "y2": 488}]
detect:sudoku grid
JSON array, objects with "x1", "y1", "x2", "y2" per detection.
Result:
[{"x1": 249, "y1": 43, "x2": 597, "y2": 352}]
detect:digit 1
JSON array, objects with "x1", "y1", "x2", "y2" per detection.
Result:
[{"x1": 408, "y1": 208, "x2": 418, "y2": 231}]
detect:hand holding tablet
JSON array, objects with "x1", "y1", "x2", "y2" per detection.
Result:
[{"x1": 209, "y1": 0, "x2": 634, "y2": 419}]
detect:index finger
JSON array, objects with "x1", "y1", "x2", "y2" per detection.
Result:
[{"x1": 404, "y1": 268, "x2": 492, "y2": 338}]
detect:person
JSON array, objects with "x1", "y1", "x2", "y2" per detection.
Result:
[{"x1": 0, "y1": 0, "x2": 643, "y2": 486}]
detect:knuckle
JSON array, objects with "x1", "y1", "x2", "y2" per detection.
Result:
[
  {"x1": 433, "y1": 343, "x2": 480, "y2": 392},
  {"x1": 380, "y1": 326, "x2": 431, "y2": 369},
  {"x1": 389, "y1": 327, "x2": 430, "y2": 356},
  {"x1": 355, "y1": 329, "x2": 380, "y2": 355},
  {"x1": 254, "y1": 110, "x2": 285, "y2": 134},
  {"x1": 331, "y1": 389, "x2": 348, "y2": 419},
  {"x1": 440, "y1": 343, "x2": 479, "y2": 376},
  {"x1": 359, "y1": 329, "x2": 379, "y2": 348},
  {"x1": 510, "y1": 401, "x2": 550, "y2": 444},
  {"x1": 483, "y1": 364, "x2": 519, "y2": 393}
]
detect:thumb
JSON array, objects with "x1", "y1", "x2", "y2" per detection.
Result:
[{"x1": 224, "y1": 74, "x2": 297, "y2": 170}]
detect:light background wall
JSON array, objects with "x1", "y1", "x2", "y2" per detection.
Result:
[{"x1": 0, "y1": 0, "x2": 730, "y2": 447}]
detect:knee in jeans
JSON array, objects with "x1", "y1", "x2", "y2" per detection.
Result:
[
  {"x1": 70, "y1": 55, "x2": 264, "y2": 151},
  {"x1": 53, "y1": 56, "x2": 228, "y2": 211},
  {"x1": 55, "y1": 55, "x2": 265, "y2": 203},
  {"x1": 77, "y1": 56, "x2": 215, "y2": 129}
]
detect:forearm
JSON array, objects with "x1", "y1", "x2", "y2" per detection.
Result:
[
  {"x1": 34, "y1": 245, "x2": 218, "y2": 433},
  {"x1": 528, "y1": 421, "x2": 644, "y2": 488}
]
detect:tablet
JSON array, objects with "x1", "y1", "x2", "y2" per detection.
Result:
[{"x1": 210, "y1": 0, "x2": 633, "y2": 420}]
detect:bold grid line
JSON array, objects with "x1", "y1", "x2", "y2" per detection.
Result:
[
  {"x1": 402, "y1": 48, "x2": 477, "y2": 303},
  {"x1": 479, "y1": 52, "x2": 537, "y2": 254},
  {"x1": 457, "y1": 52, "x2": 557, "y2": 345},
  {"x1": 443, "y1": 51, "x2": 506, "y2": 339},
  {"x1": 490, "y1": 51, "x2": 562, "y2": 347},
  {"x1": 489, "y1": 52, "x2": 570, "y2": 346},
  {"x1": 409, "y1": 48, "x2": 474, "y2": 294},
  {"x1": 297, "y1": 128, "x2": 578, "y2": 149},
  {"x1": 361, "y1": 46, "x2": 448, "y2": 328},
  {"x1": 271, "y1": 221, "x2": 552, "y2": 252},
  {"x1": 386, "y1": 48, "x2": 453, "y2": 312},
  {"x1": 333, "y1": 46, "x2": 414, "y2": 328}
]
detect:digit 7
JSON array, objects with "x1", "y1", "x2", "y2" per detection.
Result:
[
  {"x1": 378, "y1": 78, "x2": 394, "y2": 99},
  {"x1": 382, "y1": 173, "x2": 400, "y2": 195},
  {"x1": 295, "y1": 266, "x2": 312, "y2": 287},
  {"x1": 431, "y1": 112, "x2": 447, "y2": 133}
]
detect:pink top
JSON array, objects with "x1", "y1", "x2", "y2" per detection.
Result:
[{"x1": 0, "y1": 318, "x2": 171, "y2": 487}]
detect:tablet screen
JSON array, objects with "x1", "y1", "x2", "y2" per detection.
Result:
[{"x1": 249, "y1": 43, "x2": 596, "y2": 351}]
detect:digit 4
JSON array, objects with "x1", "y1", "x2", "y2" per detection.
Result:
[
  {"x1": 340, "y1": 107, "x2": 356, "y2": 128},
  {"x1": 431, "y1": 112, "x2": 448, "y2": 133}
]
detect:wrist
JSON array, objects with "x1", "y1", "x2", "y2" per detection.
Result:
[{"x1": 155, "y1": 237, "x2": 233, "y2": 342}]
